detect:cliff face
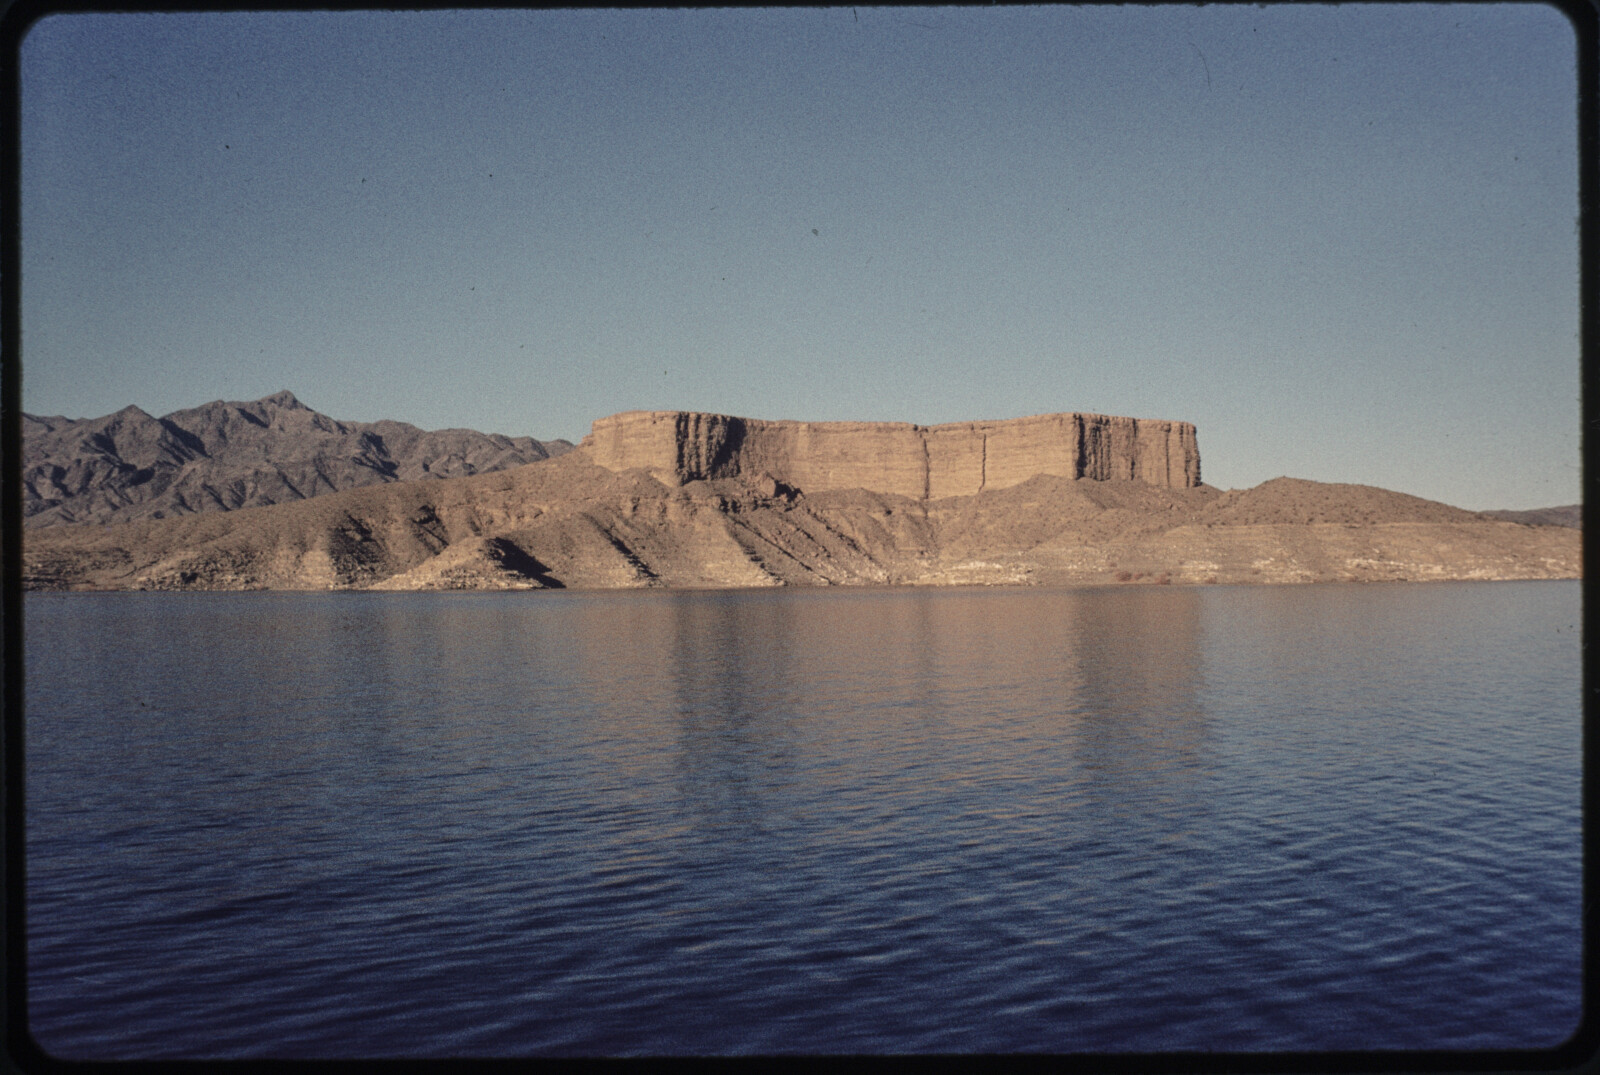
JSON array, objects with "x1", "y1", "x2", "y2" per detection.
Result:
[{"x1": 580, "y1": 410, "x2": 1201, "y2": 497}]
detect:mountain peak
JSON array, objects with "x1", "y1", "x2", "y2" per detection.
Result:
[{"x1": 259, "y1": 390, "x2": 303, "y2": 409}]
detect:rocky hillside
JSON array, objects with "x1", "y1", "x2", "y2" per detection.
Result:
[
  {"x1": 23, "y1": 391, "x2": 572, "y2": 528},
  {"x1": 23, "y1": 446, "x2": 1581, "y2": 591}
]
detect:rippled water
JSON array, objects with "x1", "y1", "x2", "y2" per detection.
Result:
[{"x1": 25, "y1": 582, "x2": 1581, "y2": 1058}]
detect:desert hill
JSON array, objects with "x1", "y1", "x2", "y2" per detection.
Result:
[
  {"x1": 22, "y1": 409, "x2": 1580, "y2": 591},
  {"x1": 23, "y1": 390, "x2": 573, "y2": 528}
]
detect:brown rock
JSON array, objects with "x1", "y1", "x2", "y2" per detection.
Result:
[{"x1": 579, "y1": 409, "x2": 1201, "y2": 497}]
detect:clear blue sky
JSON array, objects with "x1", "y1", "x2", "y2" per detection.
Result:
[{"x1": 18, "y1": 6, "x2": 1580, "y2": 510}]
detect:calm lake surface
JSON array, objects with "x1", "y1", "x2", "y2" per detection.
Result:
[{"x1": 25, "y1": 582, "x2": 1581, "y2": 1058}]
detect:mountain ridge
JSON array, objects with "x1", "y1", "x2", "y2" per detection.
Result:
[{"x1": 23, "y1": 391, "x2": 573, "y2": 528}]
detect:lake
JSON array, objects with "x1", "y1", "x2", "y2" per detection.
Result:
[{"x1": 23, "y1": 581, "x2": 1582, "y2": 1058}]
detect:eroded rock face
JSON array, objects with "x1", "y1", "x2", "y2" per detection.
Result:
[{"x1": 580, "y1": 410, "x2": 1201, "y2": 497}]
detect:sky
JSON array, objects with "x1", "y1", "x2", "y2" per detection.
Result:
[{"x1": 16, "y1": 5, "x2": 1582, "y2": 510}]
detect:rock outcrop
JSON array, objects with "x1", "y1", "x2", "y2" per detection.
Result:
[{"x1": 580, "y1": 410, "x2": 1200, "y2": 498}]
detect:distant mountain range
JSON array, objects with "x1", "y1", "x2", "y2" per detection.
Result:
[
  {"x1": 23, "y1": 390, "x2": 572, "y2": 528},
  {"x1": 1479, "y1": 505, "x2": 1581, "y2": 529}
]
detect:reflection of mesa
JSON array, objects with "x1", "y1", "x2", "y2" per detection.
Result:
[{"x1": 582, "y1": 410, "x2": 1202, "y2": 498}]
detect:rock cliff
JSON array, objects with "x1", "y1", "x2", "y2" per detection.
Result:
[{"x1": 580, "y1": 410, "x2": 1201, "y2": 498}]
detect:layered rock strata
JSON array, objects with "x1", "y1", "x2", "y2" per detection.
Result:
[{"x1": 580, "y1": 410, "x2": 1201, "y2": 497}]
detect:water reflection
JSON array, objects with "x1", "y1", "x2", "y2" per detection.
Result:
[
  {"x1": 1065, "y1": 588, "x2": 1210, "y2": 807},
  {"x1": 656, "y1": 587, "x2": 1211, "y2": 844},
  {"x1": 24, "y1": 584, "x2": 1581, "y2": 1055},
  {"x1": 667, "y1": 592, "x2": 804, "y2": 836}
]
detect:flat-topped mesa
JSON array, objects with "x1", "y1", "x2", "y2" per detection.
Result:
[{"x1": 580, "y1": 410, "x2": 1200, "y2": 498}]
